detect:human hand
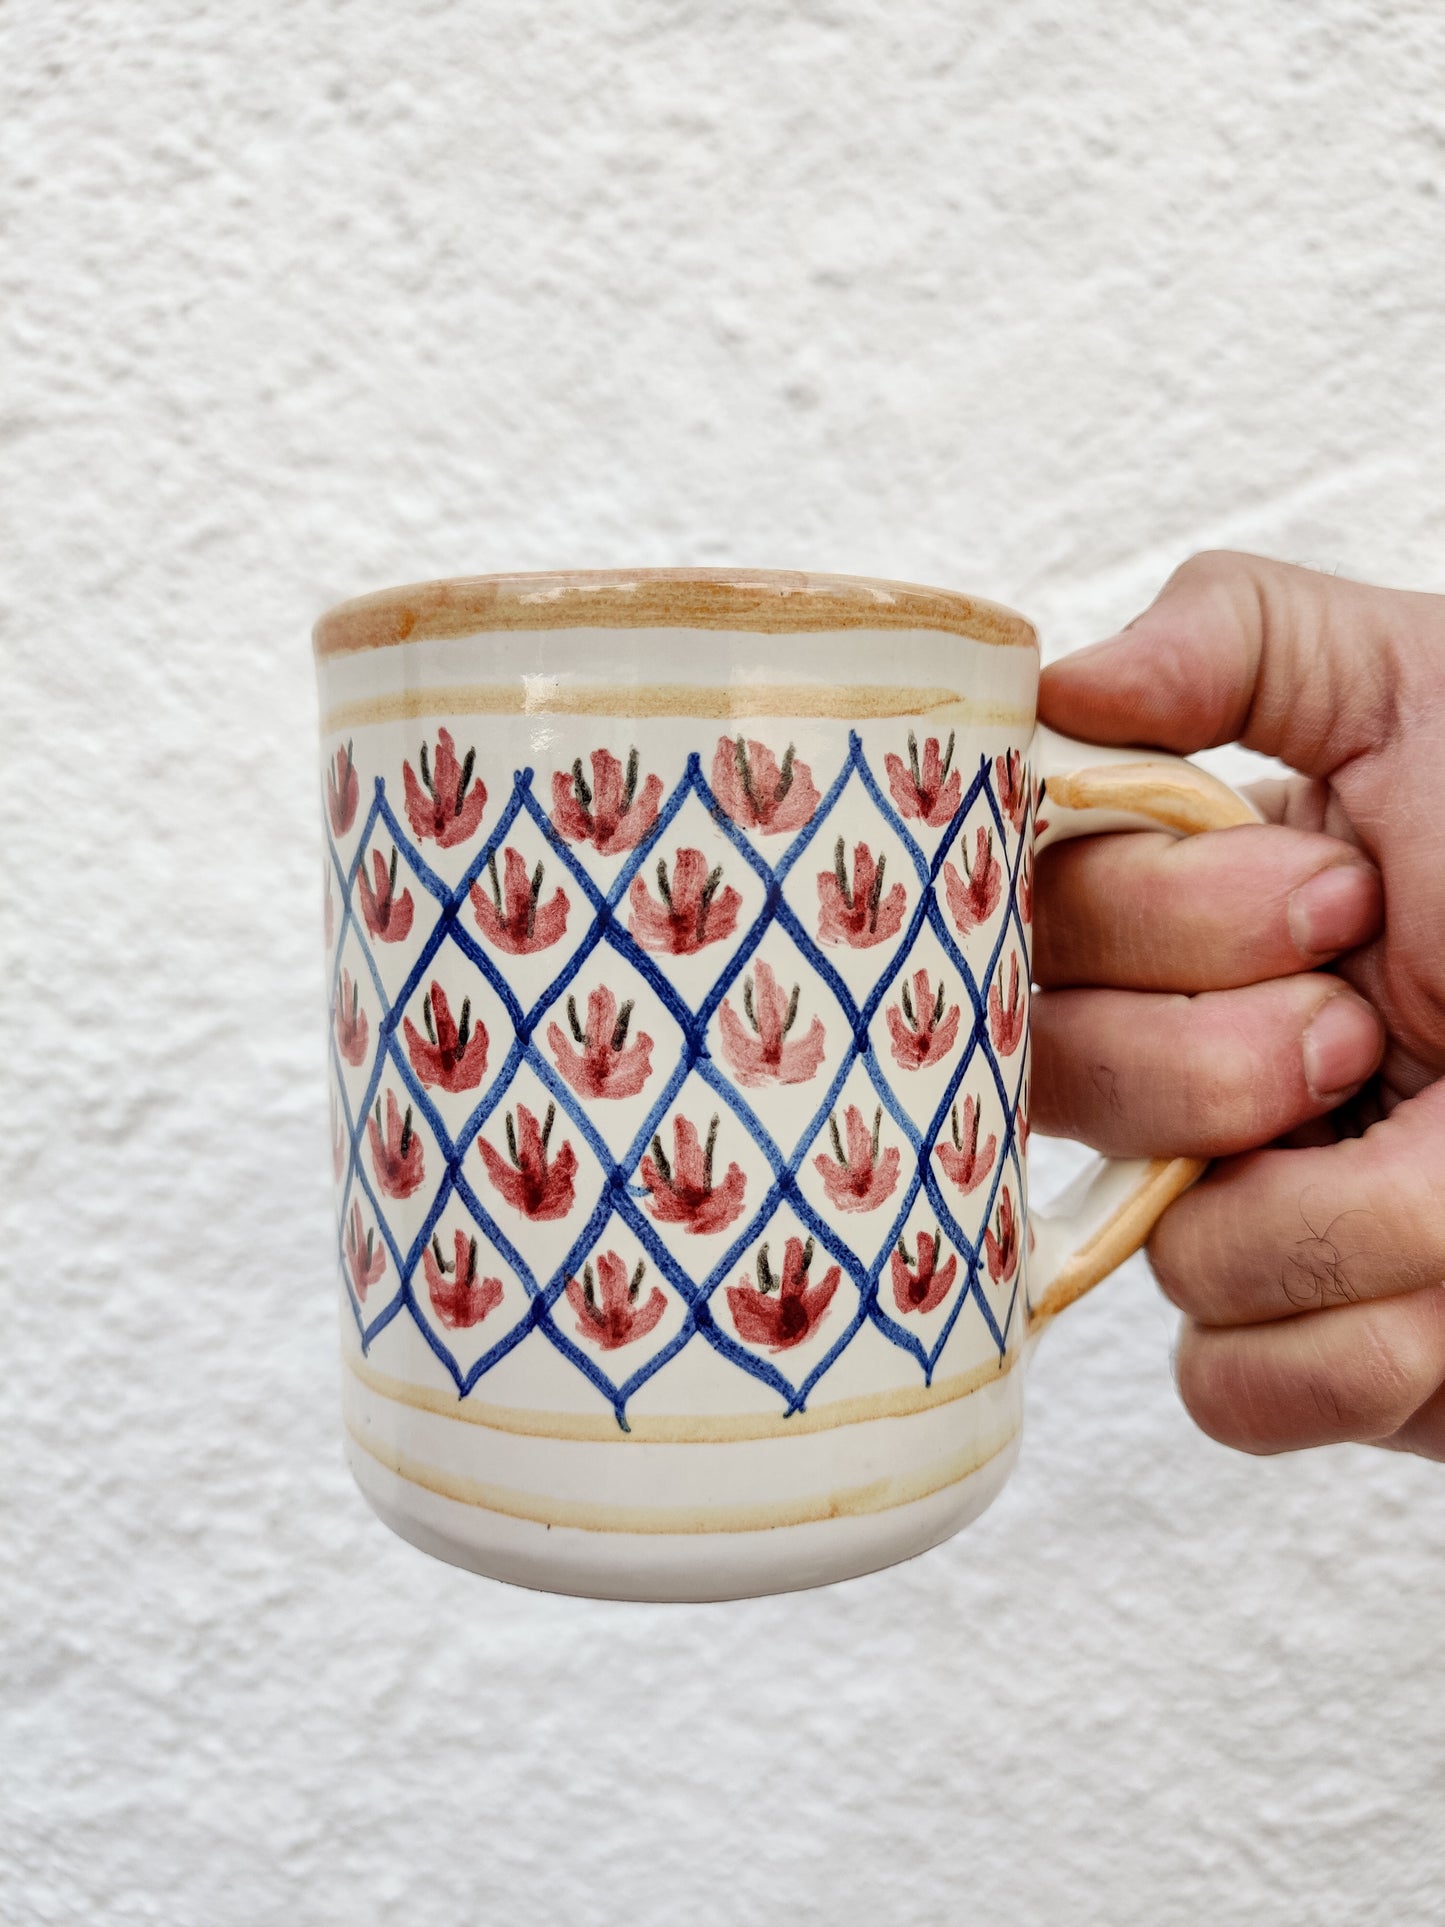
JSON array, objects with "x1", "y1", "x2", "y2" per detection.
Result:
[{"x1": 1035, "y1": 552, "x2": 1445, "y2": 1461}]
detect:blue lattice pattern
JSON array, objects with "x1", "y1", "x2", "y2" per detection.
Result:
[{"x1": 322, "y1": 727, "x2": 1037, "y2": 1428}]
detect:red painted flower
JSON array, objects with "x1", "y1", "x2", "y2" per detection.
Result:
[
  {"x1": 470, "y1": 847, "x2": 570, "y2": 954},
  {"x1": 885, "y1": 968, "x2": 960, "y2": 1071},
  {"x1": 984, "y1": 1186, "x2": 1020, "y2": 1286},
  {"x1": 1018, "y1": 847, "x2": 1034, "y2": 925},
  {"x1": 344, "y1": 1200, "x2": 386, "y2": 1301},
  {"x1": 403, "y1": 728, "x2": 488, "y2": 847},
  {"x1": 639, "y1": 1113, "x2": 747, "y2": 1236},
  {"x1": 710, "y1": 735, "x2": 820, "y2": 835},
  {"x1": 402, "y1": 981, "x2": 489, "y2": 1092},
  {"x1": 367, "y1": 1089, "x2": 425, "y2": 1199},
  {"x1": 327, "y1": 739, "x2": 359, "y2": 835},
  {"x1": 1015, "y1": 1092, "x2": 1030, "y2": 1152},
  {"x1": 717, "y1": 959, "x2": 826, "y2": 1087},
  {"x1": 885, "y1": 731, "x2": 960, "y2": 828},
  {"x1": 942, "y1": 827, "x2": 1002, "y2": 936},
  {"x1": 727, "y1": 1237, "x2": 840, "y2": 1352},
  {"x1": 330, "y1": 1091, "x2": 347, "y2": 1180},
  {"x1": 996, "y1": 751, "x2": 1028, "y2": 833},
  {"x1": 547, "y1": 984, "x2": 654, "y2": 1099},
  {"x1": 989, "y1": 952, "x2": 1025, "y2": 1057},
  {"x1": 817, "y1": 840, "x2": 908, "y2": 949},
  {"x1": 333, "y1": 969, "x2": 369, "y2": 1067},
  {"x1": 629, "y1": 848, "x2": 741, "y2": 954},
  {"x1": 477, "y1": 1101, "x2": 577, "y2": 1221},
  {"x1": 422, "y1": 1230, "x2": 505, "y2": 1330},
  {"x1": 1034, "y1": 773, "x2": 1050, "y2": 838},
  {"x1": 551, "y1": 747, "x2": 663, "y2": 855},
  {"x1": 813, "y1": 1104, "x2": 901, "y2": 1213},
  {"x1": 357, "y1": 846, "x2": 415, "y2": 944},
  {"x1": 890, "y1": 1229, "x2": 957, "y2": 1315},
  {"x1": 566, "y1": 1251, "x2": 667, "y2": 1351},
  {"x1": 935, "y1": 1095, "x2": 997, "y2": 1197}
]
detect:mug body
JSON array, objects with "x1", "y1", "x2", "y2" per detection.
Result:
[{"x1": 315, "y1": 572, "x2": 1040, "y2": 1600}]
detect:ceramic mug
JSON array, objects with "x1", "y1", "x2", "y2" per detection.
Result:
[{"x1": 313, "y1": 570, "x2": 1253, "y2": 1602}]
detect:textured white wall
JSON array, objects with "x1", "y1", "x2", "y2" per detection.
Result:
[{"x1": 6, "y1": 4, "x2": 1445, "y2": 1922}]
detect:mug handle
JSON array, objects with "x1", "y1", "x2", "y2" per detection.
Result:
[{"x1": 1025, "y1": 723, "x2": 1262, "y2": 1329}]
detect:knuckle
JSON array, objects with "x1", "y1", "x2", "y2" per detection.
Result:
[
  {"x1": 1329, "y1": 1308, "x2": 1434, "y2": 1439},
  {"x1": 1279, "y1": 1192, "x2": 1375, "y2": 1313},
  {"x1": 1185, "y1": 1037, "x2": 1261, "y2": 1151}
]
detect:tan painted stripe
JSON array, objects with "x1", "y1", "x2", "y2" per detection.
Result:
[
  {"x1": 321, "y1": 681, "x2": 1033, "y2": 734},
  {"x1": 344, "y1": 1408, "x2": 1018, "y2": 1536},
  {"x1": 344, "y1": 1343, "x2": 1021, "y2": 1443},
  {"x1": 1031, "y1": 1161, "x2": 1205, "y2": 1326},
  {"x1": 1043, "y1": 762, "x2": 1259, "y2": 837},
  {"x1": 312, "y1": 569, "x2": 1040, "y2": 658}
]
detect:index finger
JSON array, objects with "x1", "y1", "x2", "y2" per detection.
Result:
[{"x1": 1037, "y1": 550, "x2": 1435, "y2": 777}]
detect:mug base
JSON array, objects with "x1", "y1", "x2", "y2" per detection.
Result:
[{"x1": 345, "y1": 1428, "x2": 1020, "y2": 1603}]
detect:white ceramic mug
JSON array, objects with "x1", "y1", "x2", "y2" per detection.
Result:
[{"x1": 313, "y1": 570, "x2": 1253, "y2": 1601}]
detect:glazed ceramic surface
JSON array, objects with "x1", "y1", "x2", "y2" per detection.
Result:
[{"x1": 312, "y1": 571, "x2": 1249, "y2": 1600}]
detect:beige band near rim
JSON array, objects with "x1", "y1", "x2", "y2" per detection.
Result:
[{"x1": 312, "y1": 567, "x2": 1041, "y2": 658}]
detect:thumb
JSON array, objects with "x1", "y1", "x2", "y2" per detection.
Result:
[{"x1": 1038, "y1": 550, "x2": 1412, "y2": 777}]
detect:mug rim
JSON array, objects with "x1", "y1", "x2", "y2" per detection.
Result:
[{"x1": 312, "y1": 567, "x2": 1039, "y2": 661}]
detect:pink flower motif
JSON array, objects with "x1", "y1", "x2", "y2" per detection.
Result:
[
  {"x1": 942, "y1": 827, "x2": 1003, "y2": 936},
  {"x1": 333, "y1": 969, "x2": 369, "y2": 1067},
  {"x1": 890, "y1": 1229, "x2": 957, "y2": 1316},
  {"x1": 1015, "y1": 1092, "x2": 1030, "y2": 1152},
  {"x1": 727, "y1": 1237, "x2": 840, "y2": 1352},
  {"x1": 629, "y1": 848, "x2": 741, "y2": 955},
  {"x1": 422, "y1": 1230, "x2": 505, "y2": 1330},
  {"x1": 402, "y1": 981, "x2": 489, "y2": 1093},
  {"x1": 357, "y1": 846, "x2": 415, "y2": 944},
  {"x1": 885, "y1": 731, "x2": 960, "y2": 828},
  {"x1": 639, "y1": 1113, "x2": 747, "y2": 1236},
  {"x1": 1018, "y1": 848, "x2": 1034, "y2": 925},
  {"x1": 344, "y1": 1200, "x2": 386, "y2": 1301},
  {"x1": 984, "y1": 1186, "x2": 1020, "y2": 1287},
  {"x1": 566, "y1": 1251, "x2": 667, "y2": 1351},
  {"x1": 403, "y1": 728, "x2": 488, "y2": 848},
  {"x1": 935, "y1": 1095, "x2": 997, "y2": 1197},
  {"x1": 477, "y1": 1102, "x2": 577, "y2": 1222},
  {"x1": 547, "y1": 985, "x2": 654, "y2": 1099},
  {"x1": 327, "y1": 740, "x2": 359, "y2": 835},
  {"x1": 551, "y1": 747, "x2": 663, "y2": 855},
  {"x1": 989, "y1": 953, "x2": 1025, "y2": 1057},
  {"x1": 710, "y1": 735, "x2": 820, "y2": 835},
  {"x1": 367, "y1": 1089, "x2": 425, "y2": 1199},
  {"x1": 470, "y1": 848, "x2": 570, "y2": 954},
  {"x1": 330, "y1": 1091, "x2": 347, "y2": 1180},
  {"x1": 885, "y1": 968, "x2": 960, "y2": 1072},
  {"x1": 717, "y1": 959, "x2": 826, "y2": 1087},
  {"x1": 817, "y1": 840, "x2": 908, "y2": 949},
  {"x1": 996, "y1": 751, "x2": 1028, "y2": 833},
  {"x1": 813, "y1": 1104, "x2": 901, "y2": 1213}
]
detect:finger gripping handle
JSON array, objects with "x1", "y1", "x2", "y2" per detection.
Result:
[{"x1": 1026, "y1": 725, "x2": 1260, "y2": 1329}]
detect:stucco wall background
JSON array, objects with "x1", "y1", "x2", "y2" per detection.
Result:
[{"x1": 5, "y1": 4, "x2": 1445, "y2": 1922}]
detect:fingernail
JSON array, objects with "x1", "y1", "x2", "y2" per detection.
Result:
[
  {"x1": 1302, "y1": 992, "x2": 1383, "y2": 1104},
  {"x1": 1288, "y1": 864, "x2": 1383, "y2": 958}
]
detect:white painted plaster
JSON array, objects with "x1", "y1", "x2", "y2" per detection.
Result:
[{"x1": 5, "y1": 3, "x2": 1444, "y2": 1921}]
